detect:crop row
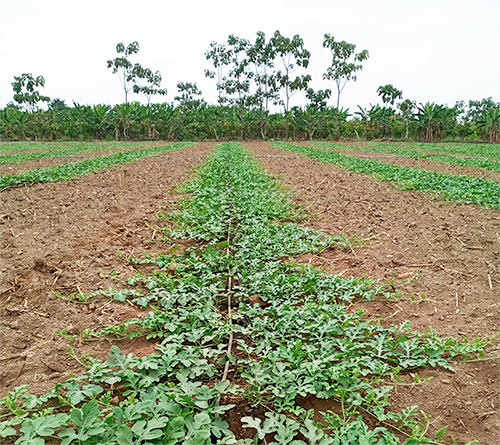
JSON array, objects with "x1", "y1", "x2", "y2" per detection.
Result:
[
  {"x1": 0, "y1": 140, "x2": 136, "y2": 154},
  {"x1": 273, "y1": 142, "x2": 500, "y2": 209},
  {"x1": 0, "y1": 142, "x2": 193, "y2": 189},
  {"x1": 1, "y1": 142, "x2": 491, "y2": 444},
  {"x1": 0, "y1": 141, "x2": 162, "y2": 164},
  {"x1": 312, "y1": 141, "x2": 500, "y2": 173},
  {"x1": 363, "y1": 141, "x2": 500, "y2": 160}
]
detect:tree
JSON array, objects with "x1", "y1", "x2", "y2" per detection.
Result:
[
  {"x1": 466, "y1": 97, "x2": 499, "y2": 125},
  {"x1": 322, "y1": 34, "x2": 369, "y2": 131},
  {"x1": 306, "y1": 88, "x2": 332, "y2": 110},
  {"x1": 478, "y1": 107, "x2": 500, "y2": 143},
  {"x1": 92, "y1": 104, "x2": 111, "y2": 140},
  {"x1": 270, "y1": 31, "x2": 311, "y2": 113},
  {"x1": 133, "y1": 68, "x2": 167, "y2": 105},
  {"x1": 377, "y1": 84, "x2": 402, "y2": 105},
  {"x1": 246, "y1": 31, "x2": 281, "y2": 139},
  {"x1": 12, "y1": 73, "x2": 50, "y2": 112},
  {"x1": 48, "y1": 98, "x2": 68, "y2": 111},
  {"x1": 107, "y1": 41, "x2": 142, "y2": 105},
  {"x1": 398, "y1": 99, "x2": 415, "y2": 139},
  {"x1": 416, "y1": 102, "x2": 459, "y2": 142},
  {"x1": 205, "y1": 41, "x2": 233, "y2": 104},
  {"x1": 174, "y1": 82, "x2": 204, "y2": 110},
  {"x1": 218, "y1": 35, "x2": 252, "y2": 139}
]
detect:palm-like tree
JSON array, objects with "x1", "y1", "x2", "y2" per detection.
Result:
[
  {"x1": 478, "y1": 108, "x2": 500, "y2": 143},
  {"x1": 92, "y1": 105, "x2": 110, "y2": 140}
]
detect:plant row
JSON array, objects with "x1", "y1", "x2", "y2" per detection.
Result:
[
  {"x1": 1, "y1": 142, "x2": 492, "y2": 444},
  {"x1": 273, "y1": 142, "x2": 500, "y2": 209},
  {"x1": 311, "y1": 141, "x2": 500, "y2": 173},
  {"x1": 0, "y1": 141, "x2": 164, "y2": 165},
  {"x1": 363, "y1": 141, "x2": 500, "y2": 160},
  {"x1": 0, "y1": 141, "x2": 140, "y2": 154},
  {"x1": 0, "y1": 142, "x2": 193, "y2": 189}
]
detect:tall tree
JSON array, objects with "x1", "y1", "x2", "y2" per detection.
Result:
[
  {"x1": 107, "y1": 41, "x2": 142, "y2": 105},
  {"x1": 133, "y1": 67, "x2": 168, "y2": 105},
  {"x1": 246, "y1": 31, "x2": 281, "y2": 139},
  {"x1": 218, "y1": 35, "x2": 252, "y2": 139},
  {"x1": 306, "y1": 88, "x2": 332, "y2": 110},
  {"x1": 322, "y1": 34, "x2": 369, "y2": 131},
  {"x1": 12, "y1": 73, "x2": 50, "y2": 112},
  {"x1": 174, "y1": 82, "x2": 204, "y2": 110},
  {"x1": 270, "y1": 31, "x2": 311, "y2": 113},
  {"x1": 204, "y1": 41, "x2": 233, "y2": 104},
  {"x1": 377, "y1": 84, "x2": 402, "y2": 105},
  {"x1": 398, "y1": 99, "x2": 415, "y2": 139}
]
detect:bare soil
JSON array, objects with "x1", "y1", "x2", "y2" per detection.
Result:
[
  {"x1": 337, "y1": 140, "x2": 499, "y2": 160},
  {"x1": 312, "y1": 142, "x2": 500, "y2": 181},
  {"x1": 1, "y1": 142, "x2": 212, "y2": 396},
  {"x1": 0, "y1": 142, "x2": 174, "y2": 177},
  {"x1": 245, "y1": 141, "x2": 499, "y2": 445},
  {"x1": 1, "y1": 140, "x2": 498, "y2": 444}
]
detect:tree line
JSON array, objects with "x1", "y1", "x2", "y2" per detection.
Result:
[{"x1": 2, "y1": 33, "x2": 499, "y2": 143}]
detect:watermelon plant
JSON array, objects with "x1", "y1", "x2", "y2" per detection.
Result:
[{"x1": 1, "y1": 142, "x2": 493, "y2": 444}]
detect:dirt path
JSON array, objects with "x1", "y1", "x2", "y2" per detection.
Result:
[
  {"x1": 308, "y1": 143, "x2": 500, "y2": 181},
  {"x1": 245, "y1": 141, "x2": 499, "y2": 445},
  {"x1": 0, "y1": 142, "x2": 174, "y2": 176},
  {"x1": 0, "y1": 142, "x2": 214, "y2": 396}
]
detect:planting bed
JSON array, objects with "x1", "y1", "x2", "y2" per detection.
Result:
[
  {"x1": 0, "y1": 141, "x2": 498, "y2": 444},
  {"x1": 1, "y1": 142, "x2": 212, "y2": 390},
  {"x1": 309, "y1": 142, "x2": 500, "y2": 182},
  {"x1": 246, "y1": 141, "x2": 499, "y2": 444},
  {"x1": 0, "y1": 142, "x2": 174, "y2": 177}
]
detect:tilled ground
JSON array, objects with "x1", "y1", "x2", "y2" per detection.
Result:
[
  {"x1": 245, "y1": 141, "x2": 499, "y2": 445},
  {"x1": 311, "y1": 141, "x2": 500, "y2": 181},
  {"x1": 0, "y1": 142, "x2": 213, "y2": 396},
  {"x1": 1, "y1": 140, "x2": 498, "y2": 444},
  {"x1": 0, "y1": 142, "x2": 173, "y2": 176}
]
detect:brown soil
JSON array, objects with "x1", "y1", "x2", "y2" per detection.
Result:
[
  {"x1": 1, "y1": 140, "x2": 498, "y2": 444},
  {"x1": 244, "y1": 141, "x2": 499, "y2": 445},
  {"x1": 337, "y1": 140, "x2": 499, "y2": 160},
  {"x1": 1, "y1": 142, "x2": 213, "y2": 397},
  {"x1": 310, "y1": 142, "x2": 500, "y2": 182},
  {"x1": 1, "y1": 142, "x2": 139, "y2": 156},
  {"x1": 0, "y1": 142, "x2": 173, "y2": 177}
]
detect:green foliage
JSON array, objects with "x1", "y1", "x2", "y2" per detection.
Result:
[
  {"x1": 1, "y1": 142, "x2": 490, "y2": 445},
  {"x1": 270, "y1": 31, "x2": 311, "y2": 113},
  {"x1": 0, "y1": 141, "x2": 194, "y2": 188},
  {"x1": 312, "y1": 141, "x2": 500, "y2": 172},
  {"x1": 377, "y1": 84, "x2": 403, "y2": 106},
  {"x1": 0, "y1": 141, "x2": 155, "y2": 164},
  {"x1": 273, "y1": 141, "x2": 500, "y2": 209},
  {"x1": 322, "y1": 34, "x2": 369, "y2": 129},
  {"x1": 174, "y1": 82, "x2": 205, "y2": 110},
  {"x1": 132, "y1": 67, "x2": 168, "y2": 105},
  {"x1": 107, "y1": 41, "x2": 157, "y2": 105},
  {"x1": 11, "y1": 73, "x2": 50, "y2": 112}
]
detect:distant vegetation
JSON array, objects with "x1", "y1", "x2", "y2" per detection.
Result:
[{"x1": 2, "y1": 33, "x2": 499, "y2": 143}]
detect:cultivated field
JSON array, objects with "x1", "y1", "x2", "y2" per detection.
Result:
[{"x1": 0, "y1": 141, "x2": 498, "y2": 444}]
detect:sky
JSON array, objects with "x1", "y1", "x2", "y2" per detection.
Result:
[{"x1": 1, "y1": 0, "x2": 499, "y2": 113}]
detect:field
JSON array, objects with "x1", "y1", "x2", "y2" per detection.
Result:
[{"x1": 0, "y1": 141, "x2": 498, "y2": 444}]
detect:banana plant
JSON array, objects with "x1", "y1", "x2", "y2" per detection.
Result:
[
  {"x1": 478, "y1": 107, "x2": 500, "y2": 143},
  {"x1": 92, "y1": 105, "x2": 110, "y2": 141}
]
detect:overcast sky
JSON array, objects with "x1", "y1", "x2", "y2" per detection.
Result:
[{"x1": 1, "y1": 0, "x2": 499, "y2": 113}]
